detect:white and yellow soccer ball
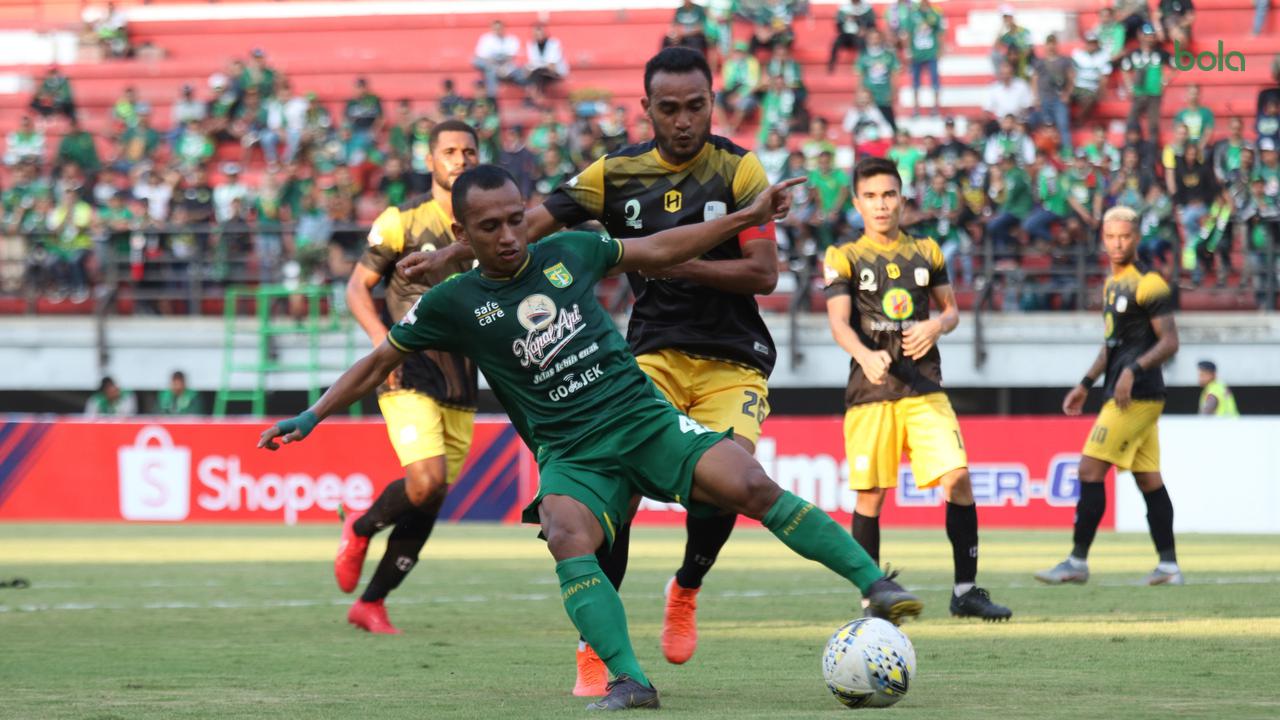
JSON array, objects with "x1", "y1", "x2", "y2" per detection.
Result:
[{"x1": 821, "y1": 617, "x2": 917, "y2": 708}]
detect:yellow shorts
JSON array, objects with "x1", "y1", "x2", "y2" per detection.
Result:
[
  {"x1": 635, "y1": 348, "x2": 770, "y2": 444},
  {"x1": 844, "y1": 393, "x2": 968, "y2": 490},
  {"x1": 1082, "y1": 399, "x2": 1163, "y2": 472},
  {"x1": 376, "y1": 390, "x2": 476, "y2": 480}
]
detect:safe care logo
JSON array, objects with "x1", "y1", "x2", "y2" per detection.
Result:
[{"x1": 1173, "y1": 41, "x2": 1245, "y2": 72}]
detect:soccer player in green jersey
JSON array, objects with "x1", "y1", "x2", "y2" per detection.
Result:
[{"x1": 259, "y1": 164, "x2": 922, "y2": 711}]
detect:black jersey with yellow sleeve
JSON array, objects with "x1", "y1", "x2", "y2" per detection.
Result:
[
  {"x1": 542, "y1": 135, "x2": 778, "y2": 377},
  {"x1": 822, "y1": 232, "x2": 950, "y2": 408},
  {"x1": 358, "y1": 194, "x2": 478, "y2": 409},
  {"x1": 1102, "y1": 262, "x2": 1173, "y2": 400}
]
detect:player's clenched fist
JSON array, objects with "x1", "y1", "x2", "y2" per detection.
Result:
[{"x1": 857, "y1": 350, "x2": 893, "y2": 385}]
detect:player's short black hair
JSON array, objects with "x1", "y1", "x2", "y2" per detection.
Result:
[
  {"x1": 643, "y1": 47, "x2": 713, "y2": 96},
  {"x1": 171, "y1": 370, "x2": 186, "y2": 381},
  {"x1": 429, "y1": 120, "x2": 479, "y2": 151},
  {"x1": 453, "y1": 164, "x2": 519, "y2": 223},
  {"x1": 851, "y1": 156, "x2": 903, "y2": 194}
]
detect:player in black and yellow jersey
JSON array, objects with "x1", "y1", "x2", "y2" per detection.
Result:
[
  {"x1": 399, "y1": 47, "x2": 781, "y2": 693},
  {"x1": 539, "y1": 47, "x2": 781, "y2": 686},
  {"x1": 823, "y1": 157, "x2": 1012, "y2": 621},
  {"x1": 336, "y1": 120, "x2": 480, "y2": 634},
  {"x1": 1036, "y1": 205, "x2": 1183, "y2": 587}
]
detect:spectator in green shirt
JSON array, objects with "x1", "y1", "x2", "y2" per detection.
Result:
[
  {"x1": 766, "y1": 43, "x2": 807, "y2": 116},
  {"x1": 1060, "y1": 149, "x2": 1105, "y2": 240},
  {"x1": 175, "y1": 119, "x2": 214, "y2": 170},
  {"x1": 115, "y1": 109, "x2": 161, "y2": 171},
  {"x1": 97, "y1": 190, "x2": 136, "y2": 258},
  {"x1": 84, "y1": 377, "x2": 137, "y2": 417},
  {"x1": 887, "y1": 128, "x2": 924, "y2": 197},
  {"x1": 857, "y1": 28, "x2": 901, "y2": 130},
  {"x1": 29, "y1": 66, "x2": 75, "y2": 120},
  {"x1": 1173, "y1": 85, "x2": 1215, "y2": 153},
  {"x1": 112, "y1": 86, "x2": 143, "y2": 129},
  {"x1": 1023, "y1": 151, "x2": 1069, "y2": 244},
  {"x1": 830, "y1": 0, "x2": 876, "y2": 72},
  {"x1": 808, "y1": 150, "x2": 850, "y2": 248},
  {"x1": 242, "y1": 48, "x2": 278, "y2": 100},
  {"x1": 719, "y1": 41, "x2": 763, "y2": 134},
  {"x1": 47, "y1": 185, "x2": 95, "y2": 301},
  {"x1": 992, "y1": 6, "x2": 1033, "y2": 78},
  {"x1": 56, "y1": 117, "x2": 100, "y2": 177},
  {"x1": 985, "y1": 153, "x2": 1033, "y2": 259},
  {"x1": 757, "y1": 74, "x2": 799, "y2": 147},
  {"x1": 157, "y1": 370, "x2": 203, "y2": 415},
  {"x1": 4, "y1": 115, "x2": 45, "y2": 167},
  {"x1": 900, "y1": 0, "x2": 944, "y2": 117},
  {"x1": 1092, "y1": 7, "x2": 1129, "y2": 62},
  {"x1": 1120, "y1": 26, "x2": 1169, "y2": 144},
  {"x1": 667, "y1": 0, "x2": 709, "y2": 55},
  {"x1": 344, "y1": 76, "x2": 383, "y2": 157}
]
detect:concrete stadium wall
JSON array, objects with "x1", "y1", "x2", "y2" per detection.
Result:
[{"x1": 3, "y1": 312, "x2": 1279, "y2": 392}]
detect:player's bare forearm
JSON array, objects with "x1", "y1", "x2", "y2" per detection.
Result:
[
  {"x1": 346, "y1": 265, "x2": 388, "y2": 346},
  {"x1": 930, "y1": 284, "x2": 959, "y2": 334},
  {"x1": 307, "y1": 341, "x2": 406, "y2": 421},
  {"x1": 1135, "y1": 315, "x2": 1179, "y2": 370},
  {"x1": 656, "y1": 239, "x2": 779, "y2": 294},
  {"x1": 617, "y1": 177, "x2": 802, "y2": 274},
  {"x1": 525, "y1": 203, "x2": 564, "y2": 242},
  {"x1": 826, "y1": 295, "x2": 874, "y2": 362}
]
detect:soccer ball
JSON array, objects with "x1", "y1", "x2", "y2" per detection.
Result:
[{"x1": 821, "y1": 617, "x2": 917, "y2": 708}]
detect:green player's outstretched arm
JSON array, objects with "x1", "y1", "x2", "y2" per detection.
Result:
[
  {"x1": 613, "y1": 176, "x2": 804, "y2": 275},
  {"x1": 258, "y1": 341, "x2": 407, "y2": 450}
]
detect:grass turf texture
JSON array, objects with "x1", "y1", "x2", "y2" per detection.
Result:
[{"x1": 2, "y1": 524, "x2": 1278, "y2": 719}]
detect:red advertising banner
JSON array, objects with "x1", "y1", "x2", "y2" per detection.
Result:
[
  {"x1": 0, "y1": 416, "x2": 1108, "y2": 530},
  {"x1": 0, "y1": 418, "x2": 531, "y2": 524},
  {"x1": 632, "y1": 417, "x2": 1110, "y2": 530}
]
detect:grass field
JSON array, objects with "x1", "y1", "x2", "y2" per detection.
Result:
[{"x1": 2, "y1": 523, "x2": 1279, "y2": 719}]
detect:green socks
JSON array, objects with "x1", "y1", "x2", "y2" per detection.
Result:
[
  {"x1": 556, "y1": 554, "x2": 651, "y2": 688},
  {"x1": 762, "y1": 490, "x2": 884, "y2": 593}
]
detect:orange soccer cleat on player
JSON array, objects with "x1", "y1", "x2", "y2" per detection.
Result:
[
  {"x1": 347, "y1": 598, "x2": 400, "y2": 634},
  {"x1": 573, "y1": 643, "x2": 608, "y2": 697},
  {"x1": 661, "y1": 577, "x2": 700, "y2": 664},
  {"x1": 334, "y1": 508, "x2": 370, "y2": 593}
]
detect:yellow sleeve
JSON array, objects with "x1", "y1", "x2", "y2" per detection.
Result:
[
  {"x1": 920, "y1": 238, "x2": 946, "y2": 274},
  {"x1": 732, "y1": 152, "x2": 770, "y2": 208},
  {"x1": 822, "y1": 245, "x2": 853, "y2": 288},
  {"x1": 545, "y1": 155, "x2": 605, "y2": 224},
  {"x1": 1136, "y1": 272, "x2": 1173, "y2": 316},
  {"x1": 367, "y1": 207, "x2": 405, "y2": 254}
]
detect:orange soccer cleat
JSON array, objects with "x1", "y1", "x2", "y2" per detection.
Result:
[
  {"x1": 573, "y1": 643, "x2": 608, "y2": 697},
  {"x1": 334, "y1": 508, "x2": 369, "y2": 593},
  {"x1": 347, "y1": 598, "x2": 401, "y2": 634},
  {"x1": 661, "y1": 576, "x2": 700, "y2": 664}
]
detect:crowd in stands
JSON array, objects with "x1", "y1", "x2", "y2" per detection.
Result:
[{"x1": 2, "y1": 0, "x2": 1279, "y2": 312}]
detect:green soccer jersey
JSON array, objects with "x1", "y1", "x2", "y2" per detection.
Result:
[
  {"x1": 1173, "y1": 107, "x2": 1214, "y2": 144},
  {"x1": 902, "y1": 6, "x2": 944, "y2": 62},
  {"x1": 388, "y1": 231, "x2": 662, "y2": 460},
  {"x1": 857, "y1": 48, "x2": 900, "y2": 107}
]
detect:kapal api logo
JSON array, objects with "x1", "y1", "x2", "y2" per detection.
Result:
[{"x1": 513, "y1": 294, "x2": 587, "y2": 370}]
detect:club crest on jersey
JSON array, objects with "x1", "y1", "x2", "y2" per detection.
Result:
[
  {"x1": 915, "y1": 268, "x2": 930, "y2": 286},
  {"x1": 1116, "y1": 295, "x2": 1129, "y2": 313},
  {"x1": 664, "y1": 189, "x2": 683, "y2": 213},
  {"x1": 543, "y1": 262, "x2": 573, "y2": 288},
  {"x1": 886, "y1": 263, "x2": 901, "y2": 279},
  {"x1": 882, "y1": 287, "x2": 914, "y2": 320},
  {"x1": 513, "y1": 295, "x2": 586, "y2": 370},
  {"x1": 703, "y1": 201, "x2": 727, "y2": 221}
]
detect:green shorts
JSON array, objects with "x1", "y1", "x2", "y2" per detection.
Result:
[{"x1": 521, "y1": 402, "x2": 732, "y2": 548}]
